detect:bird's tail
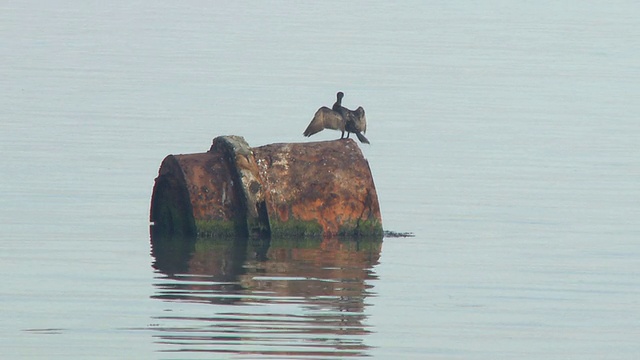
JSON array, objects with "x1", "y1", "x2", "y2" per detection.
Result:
[{"x1": 355, "y1": 132, "x2": 370, "y2": 144}]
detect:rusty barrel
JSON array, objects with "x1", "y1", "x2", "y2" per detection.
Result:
[{"x1": 150, "y1": 135, "x2": 383, "y2": 238}]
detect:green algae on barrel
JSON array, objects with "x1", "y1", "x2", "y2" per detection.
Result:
[
  {"x1": 268, "y1": 218, "x2": 325, "y2": 238},
  {"x1": 337, "y1": 218, "x2": 384, "y2": 237}
]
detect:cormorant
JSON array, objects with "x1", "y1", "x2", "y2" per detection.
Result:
[{"x1": 303, "y1": 92, "x2": 369, "y2": 144}]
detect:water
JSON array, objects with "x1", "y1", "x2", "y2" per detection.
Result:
[{"x1": 2, "y1": 1, "x2": 639, "y2": 358}]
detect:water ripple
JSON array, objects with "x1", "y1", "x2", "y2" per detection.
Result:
[{"x1": 150, "y1": 236, "x2": 381, "y2": 358}]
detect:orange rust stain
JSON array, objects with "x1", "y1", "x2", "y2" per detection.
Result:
[{"x1": 253, "y1": 139, "x2": 381, "y2": 236}]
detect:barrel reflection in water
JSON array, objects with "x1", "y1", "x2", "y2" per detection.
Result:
[{"x1": 150, "y1": 234, "x2": 382, "y2": 358}]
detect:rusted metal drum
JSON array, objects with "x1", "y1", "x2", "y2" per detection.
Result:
[{"x1": 150, "y1": 136, "x2": 382, "y2": 239}]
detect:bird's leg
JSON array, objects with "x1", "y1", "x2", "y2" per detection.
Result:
[{"x1": 340, "y1": 130, "x2": 345, "y2": 139}]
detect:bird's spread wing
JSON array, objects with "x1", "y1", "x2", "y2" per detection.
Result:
[
  {"x1": 303, "y1": 107, "x2": 343, "y2": 136},
  {"x1": 356, "y1": 107, "x2": 366, "y2": 134}
]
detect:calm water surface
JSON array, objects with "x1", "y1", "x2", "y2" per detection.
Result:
[{"x1": 2, "y1": 1, "x2": 639, "y2": 359}]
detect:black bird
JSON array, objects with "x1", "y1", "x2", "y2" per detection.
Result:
[
  {"x1": 343, "y1": 106, "x2": 369, "y2": 144},
  {"x1": 303, "y1": 92, "x2": 369, "y2": 144},
  {"x1": 333, "y1": 92, "x2": 369, "y2": 144}
]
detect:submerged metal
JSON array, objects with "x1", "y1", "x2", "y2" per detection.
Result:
[{"x1": 150, "y1": 135, "x2": 382, "y2": 239}]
